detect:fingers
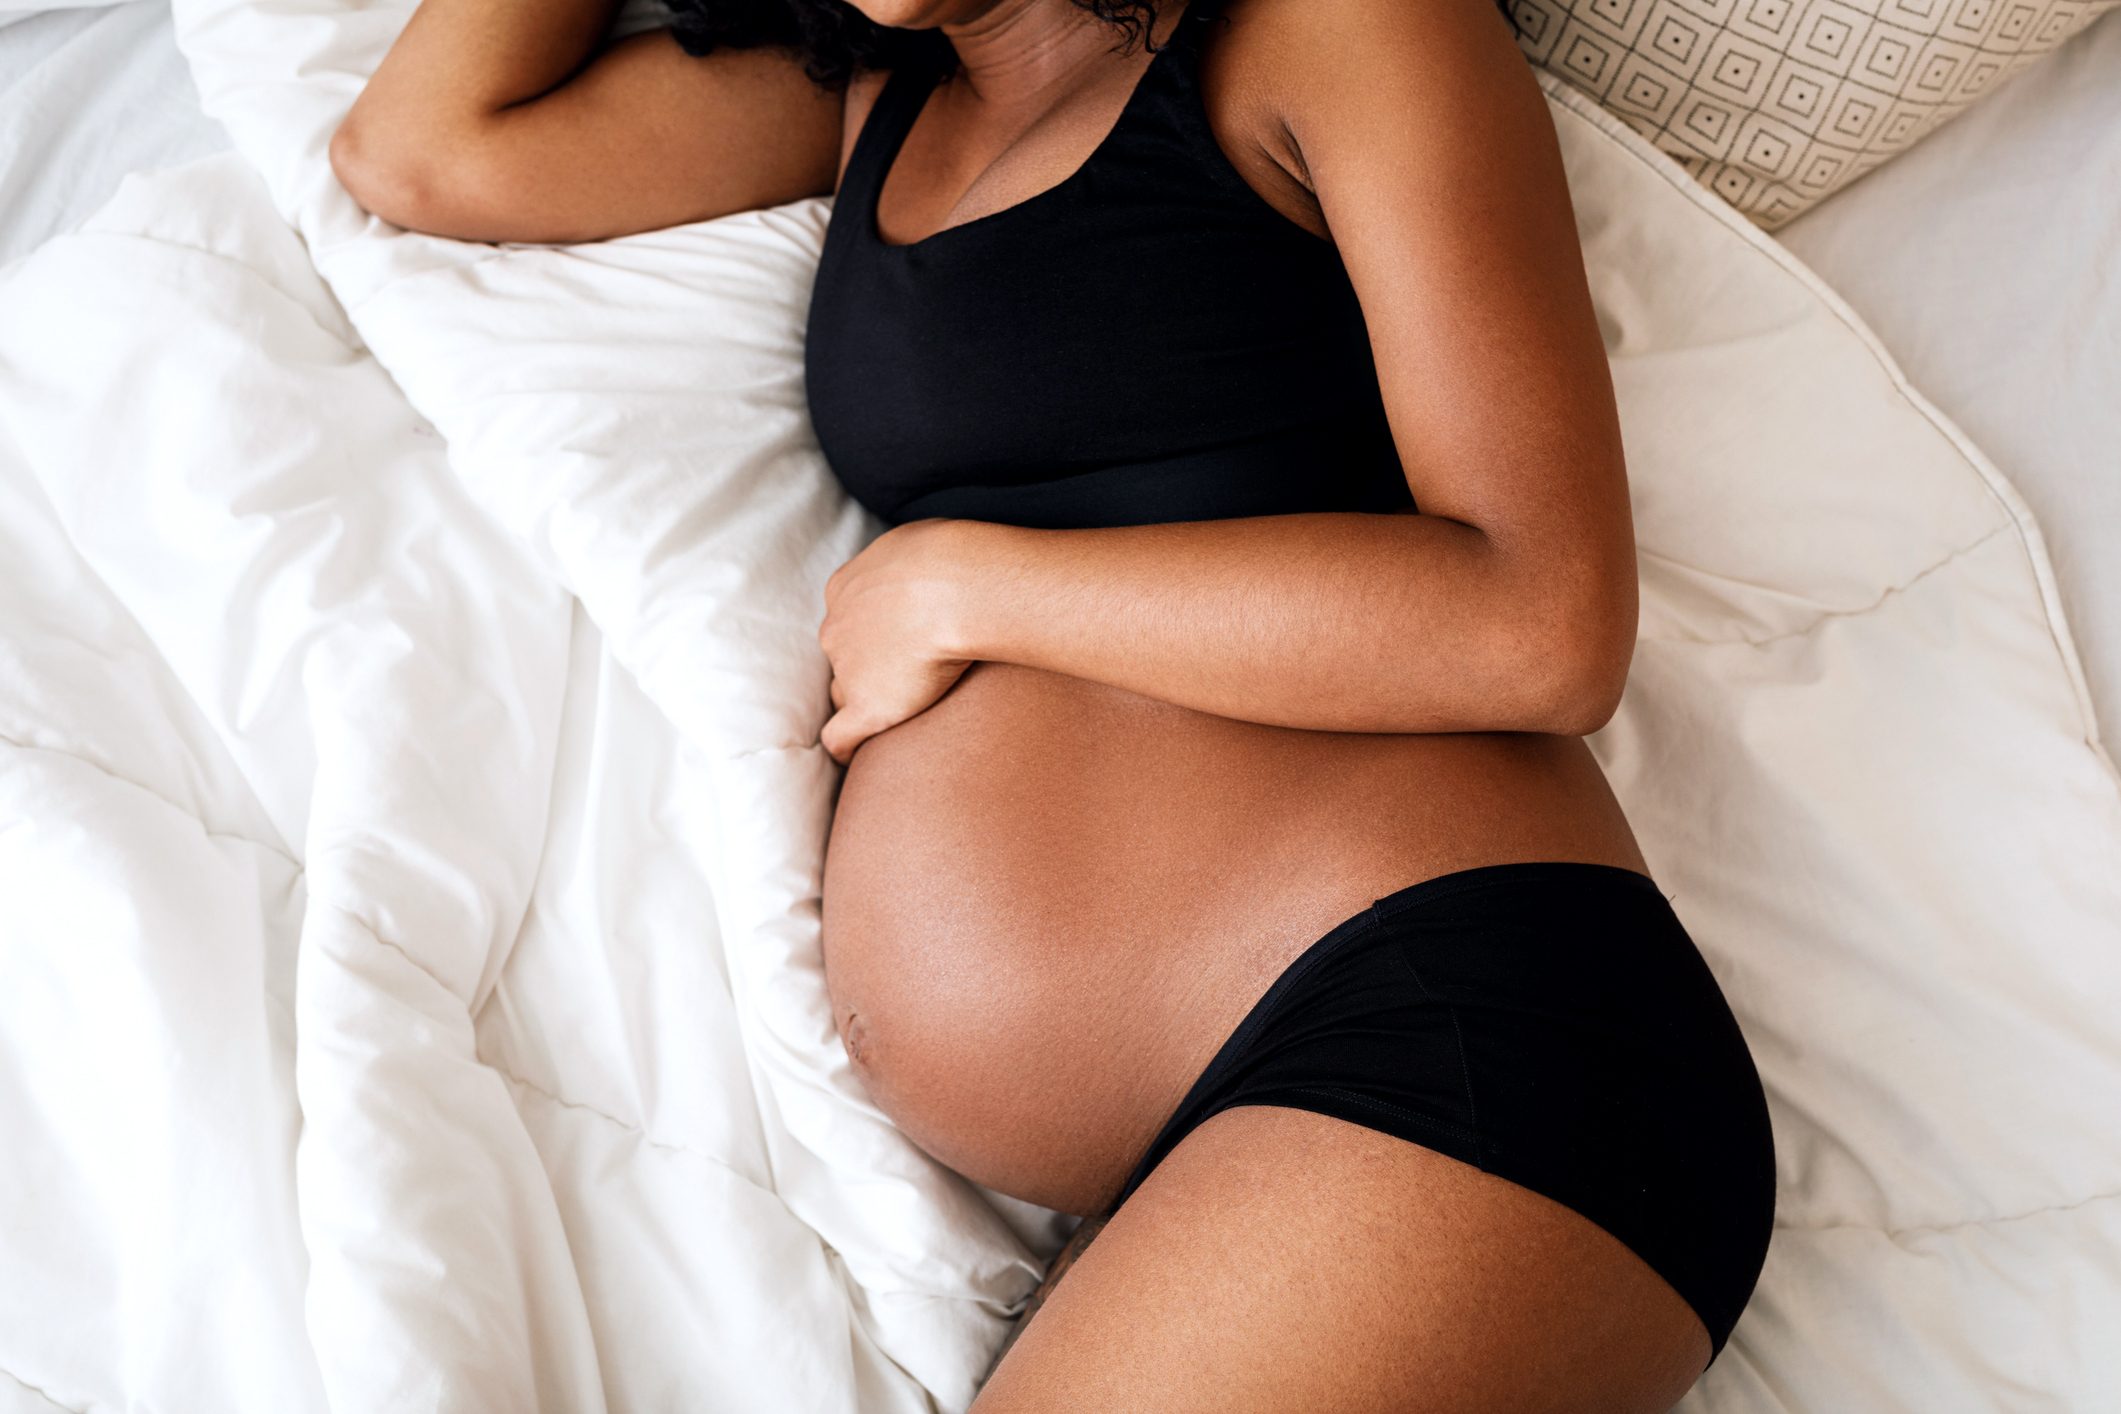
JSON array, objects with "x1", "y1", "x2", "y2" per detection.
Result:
[
  {"x1": 819, "y1": 708, "x2": 866, "y2": 766},
  {"x1": 830, "y1": 674, "x2": 845, "y2": 710}
]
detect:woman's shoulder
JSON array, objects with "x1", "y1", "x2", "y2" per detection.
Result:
[
  {"x1": 1204, "y1": 0, "x2": 1525, "y2": 129},
  {"x1": 1200, "y1": 0, "x2": 1544, "y2": 209}
]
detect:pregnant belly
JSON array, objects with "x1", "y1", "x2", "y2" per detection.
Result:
[{"x1": 819, "y1": 660, "x2": 1648, "y2": 1217}]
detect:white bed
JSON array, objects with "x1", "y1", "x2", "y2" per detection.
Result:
[
  {"x1": 1779, "y1": 6, "x2": 2121, "y2": 749},
  {"x1": 0, "y1": 0, "x2": 227, "y2": 263},
  {"x1": 1, "y1": 4, "x2": 2116, "y2": 1412}
]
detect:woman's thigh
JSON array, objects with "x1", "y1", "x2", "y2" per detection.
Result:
[{"x1": 971, "y1": 1104, "x2": 1712, "y2": 1413}]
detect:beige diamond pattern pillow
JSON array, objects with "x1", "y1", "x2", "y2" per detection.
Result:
[{"x1": 1512, "y1": 0, "x2": 2120, "y2": 227}]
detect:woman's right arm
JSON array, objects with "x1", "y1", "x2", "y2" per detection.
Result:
[{"x1": 329, "y1": 0, "x2": 845, "y2": 244}]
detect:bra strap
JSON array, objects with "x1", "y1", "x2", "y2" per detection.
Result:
[
  {"x1": 837, "y1": 59, "x2": 947, "y2": 214},
  {"x1": 1161, "y1": 0, "x2": 1228, "y2": 60}
]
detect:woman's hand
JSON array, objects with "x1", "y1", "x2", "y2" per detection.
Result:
[{"x1": 818, "y1": 517, "x2": 983, "y2": 765}]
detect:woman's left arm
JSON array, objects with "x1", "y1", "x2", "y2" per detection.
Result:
[{"x1": 820, "y1": 0, "x2": 1635, "y2": 762}]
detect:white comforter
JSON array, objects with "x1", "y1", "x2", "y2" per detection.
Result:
[{"x1": 0, "y1": 2, "x2": 2115, "y2": 1409}]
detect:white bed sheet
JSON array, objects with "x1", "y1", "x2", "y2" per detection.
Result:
[
  {"x1": 0, "y1": 0, "x2": 227, "y2": 265},
  {"x1": 1779, "y1": 8, "x2": 2121, "y2": 747}
]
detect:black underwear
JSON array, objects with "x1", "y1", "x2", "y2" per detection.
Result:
[{"x1": 1111, "y1": 860, "x2": 1777, "y2": 1365}]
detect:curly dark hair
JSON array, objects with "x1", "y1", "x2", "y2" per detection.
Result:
[{"x1": 664, "y1": 1, "x2": 1167, "y2": 87}]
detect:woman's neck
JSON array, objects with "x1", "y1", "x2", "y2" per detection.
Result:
[{"x1": 937, "y1": 0, "x2": 1183, "y2": 107}]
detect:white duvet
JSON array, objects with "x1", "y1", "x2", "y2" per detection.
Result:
[{"x1": 0, "y1": 1, "x2": 2115, "y2": 1409}]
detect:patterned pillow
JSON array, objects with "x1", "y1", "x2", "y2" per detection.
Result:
[{"x1": 1512, "y1": 0, "x2": 2121, "y2": 227}]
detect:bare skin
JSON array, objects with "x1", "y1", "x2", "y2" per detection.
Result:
[
  {"x1": 974, "y1": 1108, "x2": 1710, "y2": 1412},
  {"x1": 980, "y1": 1209, "x2": 1106, "y2": 1383},
  {"x1": 334, "y1": 0, "x2": 1717, "y2": 1406}
]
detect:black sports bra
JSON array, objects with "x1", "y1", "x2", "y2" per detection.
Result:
[{"x1": 803, "y1": 0, "x2": 1415, "y2": 531}]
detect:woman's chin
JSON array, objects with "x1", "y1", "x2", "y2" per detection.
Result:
[
  {"x1": 847, "y1": 0, "x2": 1044, "y2": 34},
  {"x1": 840, "y1": 0, "x2": 959, "y2": 32}
]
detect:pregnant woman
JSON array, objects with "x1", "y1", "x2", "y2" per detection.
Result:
[{"x1": 334, "y1": 0, "x2": 1776, "y2": 1405}]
